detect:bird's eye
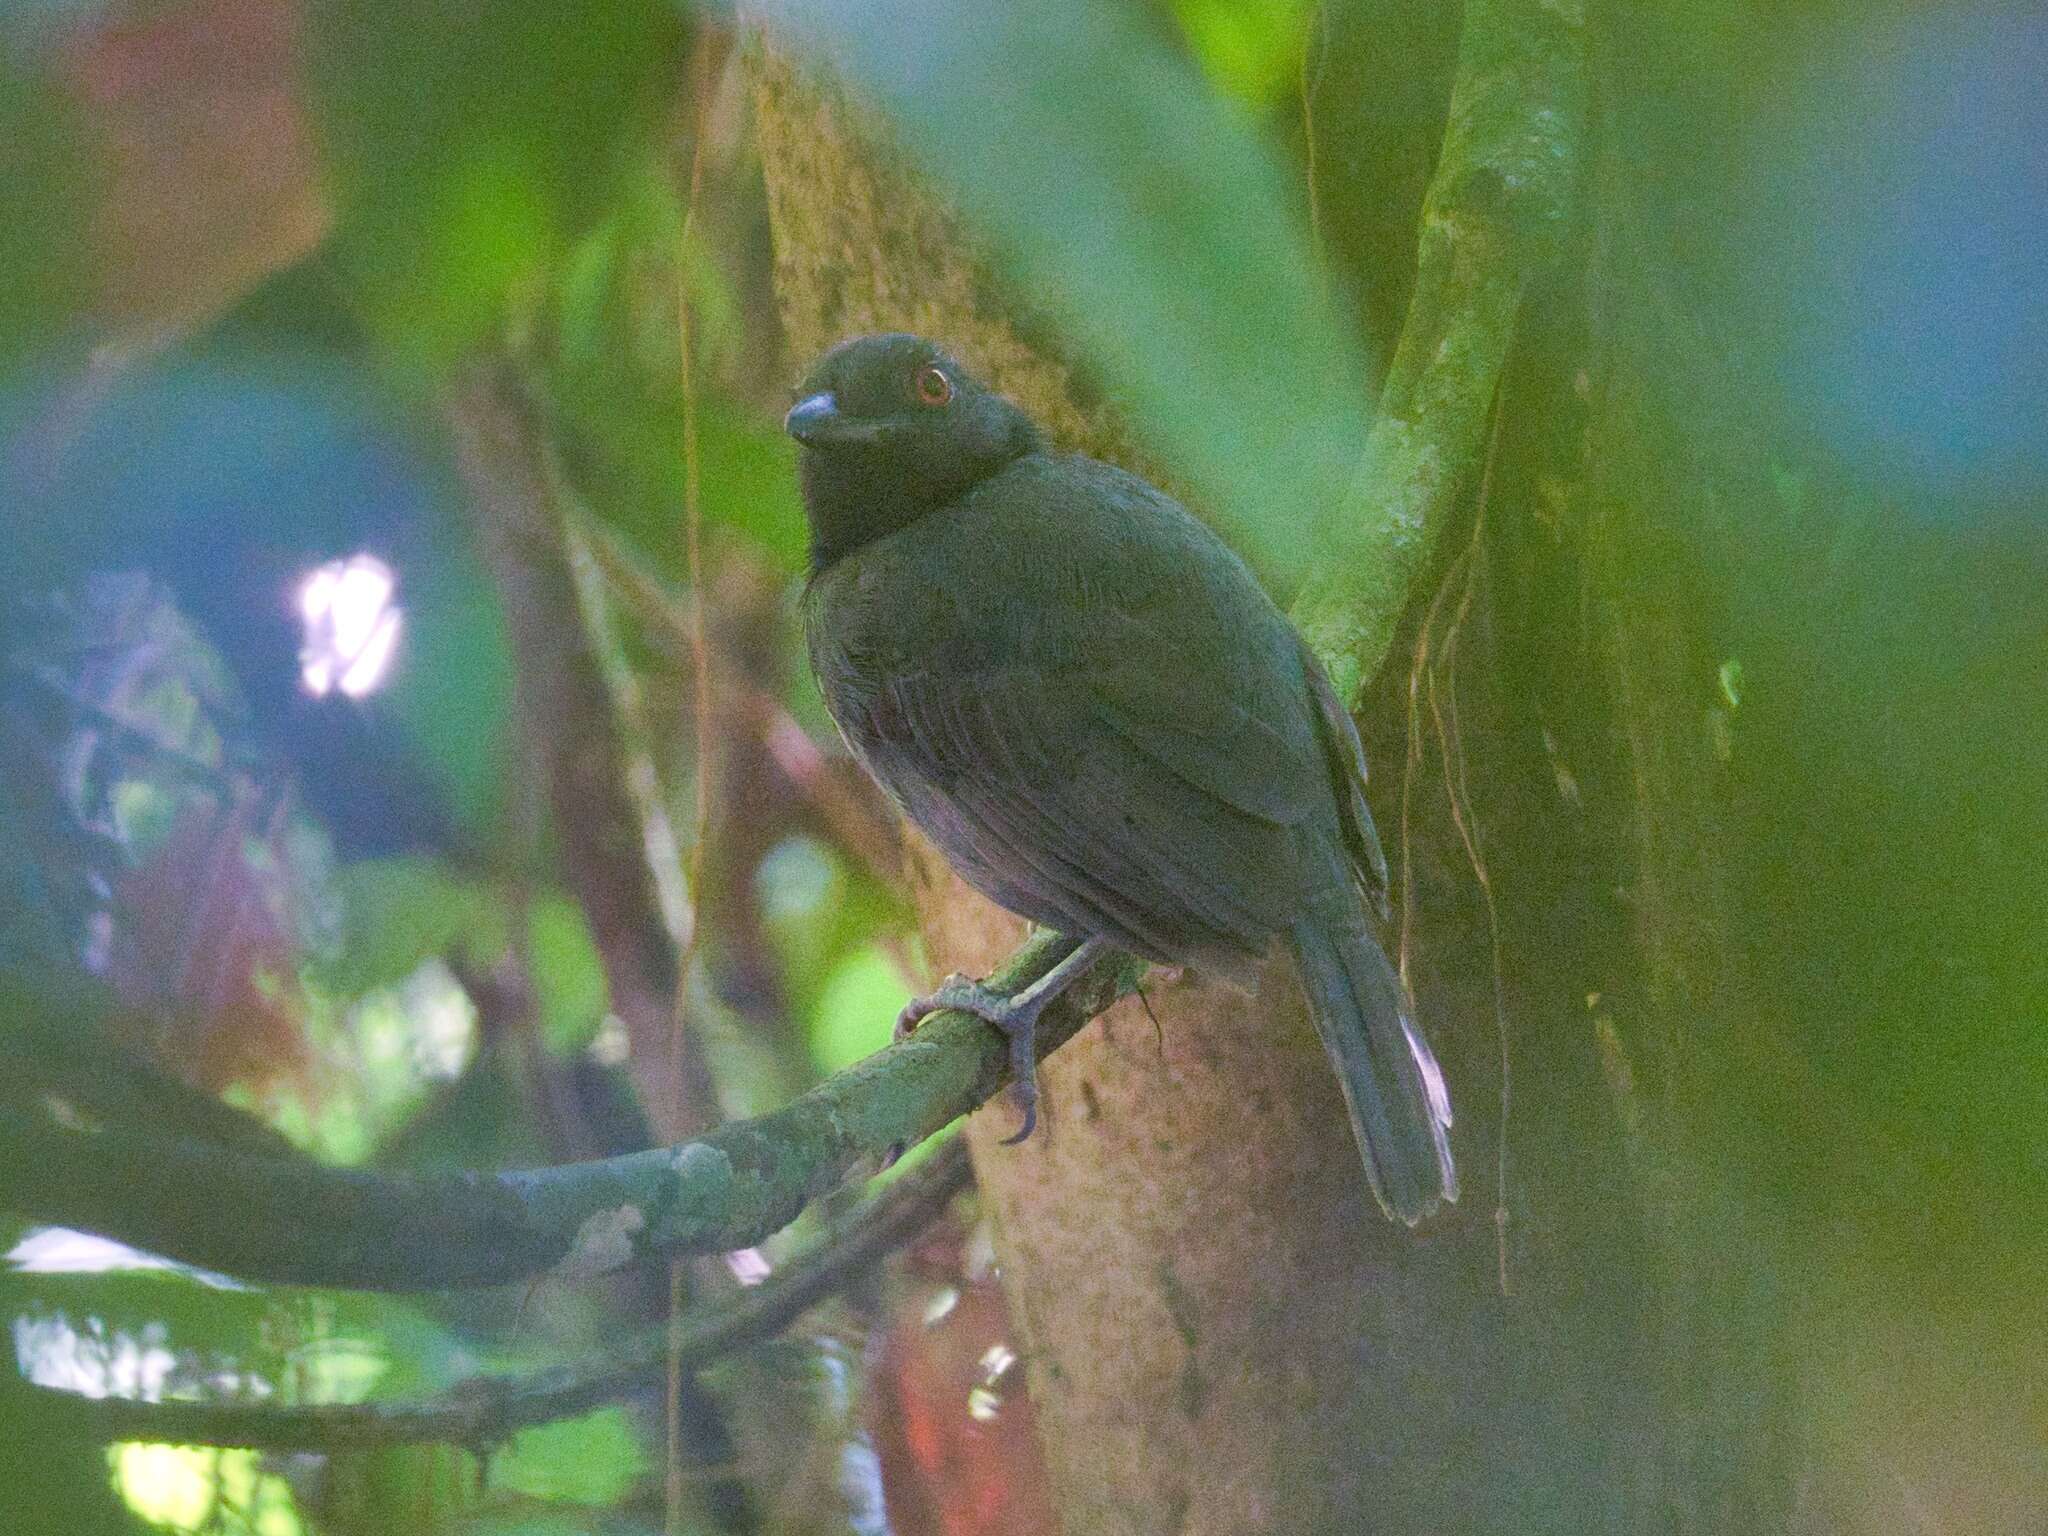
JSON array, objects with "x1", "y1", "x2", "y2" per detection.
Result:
[{"x1": 912, "y1": 365, "x2": 954, "y2": 407}]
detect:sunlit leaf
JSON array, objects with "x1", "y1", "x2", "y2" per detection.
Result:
[
  {"x1": 1173, "y1": 0, "x2": 1316, "y2": 108},
  {"x1": 112, "y1": 1444, "x2": 222, "y2": 1529}
]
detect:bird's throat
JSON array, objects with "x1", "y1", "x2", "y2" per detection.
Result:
[{"x1": 798, "y1": 449, "x2": 959, "y2": 573}]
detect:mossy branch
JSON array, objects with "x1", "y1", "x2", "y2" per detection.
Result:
[
  {"x1": 0, "y1": 931, "x2": 1136, "y2": 1291},
  {"x1": 17, "y1": 1139, "x2": 971, "y2": 1450},
  {"x1": 1292, "y1": 0, "x2": 1584, "y2": 704}
]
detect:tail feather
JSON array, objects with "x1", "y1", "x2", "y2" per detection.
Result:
[{"x1": 1287, "y1": 903, "x2": 1457, "y2": 1225}]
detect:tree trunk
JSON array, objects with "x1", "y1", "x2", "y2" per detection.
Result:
[{"x1": 747, "y1": 7, "x2": 1797, "y2": 1528}]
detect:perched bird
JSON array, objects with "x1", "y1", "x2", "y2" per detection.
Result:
[{"x1": 787, "y1": 333, "x2": 1456, "y2": 1223}]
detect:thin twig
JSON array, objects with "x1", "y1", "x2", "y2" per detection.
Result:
[
  {"x1": 576, "y1": 518, "x2": 901, "y2": 886},
  {"x1": 453, "y1": 357, "x2": 716, "y2": 1140},
  {"x1": 670, "y1": 49, "x2": 717, "y2": 1536},
  {"x1": 672, "y1": 45, "x2": 716, "y2": 1128}
]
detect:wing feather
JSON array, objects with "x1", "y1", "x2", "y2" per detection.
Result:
[{"x1": 857, "y1": 665, "x2": 1299, "y2": 966}]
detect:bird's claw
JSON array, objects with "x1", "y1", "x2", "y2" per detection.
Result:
[
  {"x1": 893, "y1": 972, "x2": 1044, "y2": 1143},
  {"x1": 998, "y1": 1064, "x2": 1038, "y2": 1146},
  {"x1": 894, "y1": 972, "x2": 974, "y2": 1041}
]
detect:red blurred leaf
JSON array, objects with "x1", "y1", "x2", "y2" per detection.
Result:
[
  {"x1": 868, "y1": 1259, "x2": 1056, "y2": 1536},
  {"x1": 56, "y1": 0, "x2": 329, "y2": 330},
  {"x1": 106, "y1": 791, "x2": 313, "y2": 1095}
]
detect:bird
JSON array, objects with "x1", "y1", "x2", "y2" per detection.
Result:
[{"x1": 786, "y1": 333, "x2": 1456, "y2": 1224}]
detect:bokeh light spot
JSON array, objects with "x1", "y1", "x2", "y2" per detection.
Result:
[{"x1": 297, "y1": 552, "x2": 401, "y2": 699}]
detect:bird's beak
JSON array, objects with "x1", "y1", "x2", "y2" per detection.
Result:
[{"x1": 784, "y1": 392, "x2": 883, "y2": 448}]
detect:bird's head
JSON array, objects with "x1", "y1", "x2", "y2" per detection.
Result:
[{"x1": 785, "y1": 333, "x2": 1041, "y2": 572}]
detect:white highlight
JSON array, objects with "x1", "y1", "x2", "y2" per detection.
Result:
[
  {"x1": 979, "y1": 1342, "x2": 1018, "y2": 1383},
  {"x1": 14, "y1": 1314, "x2": 179, "y2": 1399},
  {"x1": 558, "y1": 1204, "x2": 646, "y2": 1280},
  {"x1": 297, "y1": 553, "x2": 402, "y2": 699},
  {"x1": 921, "y1": 1285, "x2": 961, "y2": 1328},
  {"x1": 7, "y1": 1228, "x2": 244, "y2": 1288}
]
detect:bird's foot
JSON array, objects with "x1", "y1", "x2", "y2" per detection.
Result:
[
  {"x1": 894, "y1": 937, "x2": 1115, "y2": 1146},
  {"x1": 894, "y1": 973, "x2": 972, "y2": 1042},
  {"x1": 895, "y1": 972, "x2": 1051, "y2": 1145}
]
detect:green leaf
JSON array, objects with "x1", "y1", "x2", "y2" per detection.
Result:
[
  {"x1": 315, "y1": 862, "x2": 606, "y2": 1053},
  {"x1": 485, "y1": 1408, "x2": 650, "y2": 1506},
  {"x1": 319, "y1": 858, "x2": 508, "y2": 996},
  {"x1": 755, "y1": 836, "x2": 908, "y2": 1034},
  {"x1": 304, "y1": 0, "x2": 686, "y2": 373},
  {"x1": 528, "y1": 893, "x2": 608, "y2": 1054},
  {"x1": 385, "y1": 526, "x2": 519, "y2": 836},
  {"x1": 808, "y1": 944, "x2": 913, "y2": 1076},
  {"x1": 547, "y1": 192, "x2": 809, "y2": 575},
  {"x1": 1173, "y1": 0, "x2": 1316, "y2": 108}
]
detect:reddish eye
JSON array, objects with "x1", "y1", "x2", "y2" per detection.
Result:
[{"x1": 913, "y1": 365, "x2": 954, "y2": 407}]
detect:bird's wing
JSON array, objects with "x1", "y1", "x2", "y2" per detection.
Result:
[
  {"x1": 855, "y1": 659, "x2": 1304, "y2": 966},
  {"x1": 1079, "y1": 604, "x2": 1328, "y2": 829}
]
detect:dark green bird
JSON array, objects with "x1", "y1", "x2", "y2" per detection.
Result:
[{"x1": 787, "y1": 333, "x2": 1455, "y2": 1223}]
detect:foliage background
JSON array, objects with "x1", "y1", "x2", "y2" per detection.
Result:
[{"x1": 1, "y1": 0, "x2": 2043, "y2": 1532}]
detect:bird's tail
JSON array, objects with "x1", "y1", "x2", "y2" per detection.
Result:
[{"x1": 1287, "y1": 898, "x2": 1457, "y2": 1225}]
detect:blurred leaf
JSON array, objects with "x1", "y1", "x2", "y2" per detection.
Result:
[
  {"x1": 12, "y1": 1284, "x2": 271, "y2": 1380},
  {"x1": 755, "y1": 836, "x2": 907, "y2": 1040},
  {"x1": 109, "y1": 1444, "x2": 215, "y2": 1527},
  {"x1": 527, "y1": 892, "x2": 607, "y2": 1054},
  {"x1": 384, "y1": 527, "x2": 520, "y2": 838},
  {"x1": 548, "y1": 187, "x2": 808, "y2": 575},
  {"x1": 332, "y1": 1289, "x2": 495, "y2": 1398},
  {"x1": 1173, "y1": 0, "x2": 1315, "y2": 108},
  {"x1": 310, "y1": 857, "x2": 608, "y2": 1100},
  {"x1": 486, "y1": 1408, "x2": 650, "y2": 1506},
  {"x1": 320, "y1": 858, "x2": 507, "y2": 995},
  {"x1": 808, "y1": 944, "x2": 911, "y2": 1076},
  {"x1": 767, "y1": 0, "x2": 1372, "y2": 591},
  {"x1": 0, "y1": 62, "x2": 94, "y2": 371},
  {"x1": 7, "y1": 1283, "x2": 468, "y2": 1457},
  {"x1": 305, "y1": 0, "x2": 687, "y2": 373}
]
